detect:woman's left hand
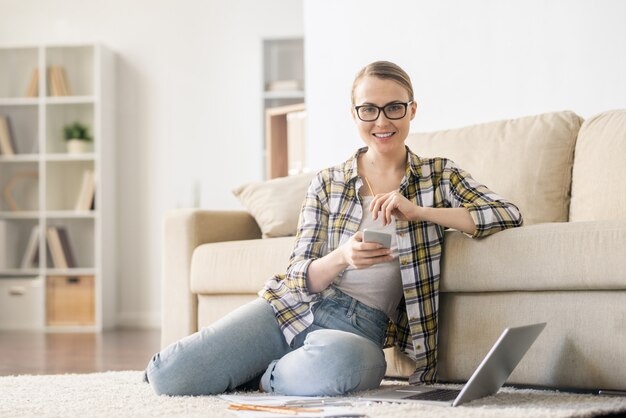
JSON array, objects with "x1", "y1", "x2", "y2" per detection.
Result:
[{"x1": 370, "y1": 191, "x2": 421, "y2": 225}]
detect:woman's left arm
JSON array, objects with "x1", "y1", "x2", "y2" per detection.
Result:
[
  {"x1": 440, "y1": 162, "x2": 523, "y2": 238},
  {"x1": 372, "y1": 161, "x2": 523, "y2": 237}
]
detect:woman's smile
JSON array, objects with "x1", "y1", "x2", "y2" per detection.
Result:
[{"x1": 372, "y1": 131, "x2": 396, "y2": 141}]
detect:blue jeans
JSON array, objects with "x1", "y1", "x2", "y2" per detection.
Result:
[{"x1": 147, "y1": 287, "x2": 388, "y2": 396}]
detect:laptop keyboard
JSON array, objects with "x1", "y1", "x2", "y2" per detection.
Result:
[{"x1": 405, "y1": 389, "x2": 461, "y2": 402}]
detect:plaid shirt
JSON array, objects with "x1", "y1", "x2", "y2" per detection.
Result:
[{"x1": 260, "y1": 146, "x2": 523, "y2": 383}]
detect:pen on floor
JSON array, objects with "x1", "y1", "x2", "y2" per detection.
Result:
[{"x1": 228, "y1": 402, "x2": 323, "y2": 414}]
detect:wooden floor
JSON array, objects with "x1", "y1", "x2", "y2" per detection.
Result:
[{"x1": 0, "y1": 329, "x2": 161, "y2": 376}]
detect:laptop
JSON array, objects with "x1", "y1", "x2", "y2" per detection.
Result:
[{"x1": 362, "y1": 322, "x2": 546, "y2": 407}]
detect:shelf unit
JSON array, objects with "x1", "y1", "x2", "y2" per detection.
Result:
[
  {"x1": 262, "y1": 38, "x2": 306, "y2": 179},
  {"x1": 0, "y1": 44, "x2": 114, "y2": 331}
]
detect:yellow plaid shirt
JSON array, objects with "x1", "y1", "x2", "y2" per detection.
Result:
[{"x1": 260, "y1": 146, "x2": 523, "y2": 383}]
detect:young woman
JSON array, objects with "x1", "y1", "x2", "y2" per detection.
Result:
[{"x1": 146, "y1": 61, "x2": 523, "y2": 397}]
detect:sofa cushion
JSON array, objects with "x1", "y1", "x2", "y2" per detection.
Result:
[
  {"x1": 191, "y1": 220, "x2": 626, "y2": 295},
  {"x1": 570, "y1": 109, "x2": 626, "y2": 222},
  {"x1": 191, "y1": 236, "x2": 296, "y2": 294},
  {"x1": 233, "y1": 172, "x2": 316, "y2": 238},
  {"x1": 406, "y1": 111, "x2": 582, "y2": 225},
  {"x1": 440, "y1": 220, "x2": 626, "y2": 292}
]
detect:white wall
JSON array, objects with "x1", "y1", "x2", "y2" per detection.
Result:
[
  {"x1": 304, "y1": 0, "x2": 626, "y2": 170},
  {"x1": 0, "y1": 0, "x2": 303, "y2": 327}
]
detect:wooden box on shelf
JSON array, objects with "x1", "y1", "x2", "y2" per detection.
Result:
[{"x1": 46, "y1": 275, "x2": 95, "y2": 326}]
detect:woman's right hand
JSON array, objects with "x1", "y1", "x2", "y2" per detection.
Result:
[
  {"x1": 341, "y1": 231, "x2": 393, "y2": 269},
  {"x1": 306, "y1": 231, "x2": 394, "y2": 293}
]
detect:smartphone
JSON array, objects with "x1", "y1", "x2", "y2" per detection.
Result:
[{"x1": 363, "y1": 229, "x2": 392, "y2": 248}]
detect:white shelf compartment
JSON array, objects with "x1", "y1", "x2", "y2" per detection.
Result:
[
  {"x1": 46, "y1": 46, "x2": 94, "y2": 97},
  {"x1": 45, "y1": 160, "x2": 94, "y2": 211},
  {"x1": 0, "y1": 218, "x2": 39, "y2": 270},
  {"x1": 263, "y1": 38, "x2": 304, "y2": 92},
  {"x1": 45, "y1": 218, "x2": 95, "y2": 269},
  {"x1": 0, "y1": 103, "x2": 39, "y2": 154},
  {"x1": 0, "y1": 162, "x2": 39, "y2": 212},
  {"x1": 46, "y1": 102, "x2": 95, "y2": 154},
  {"x1": 0, "y1": 47, "x2": 39, "y2": 99}
]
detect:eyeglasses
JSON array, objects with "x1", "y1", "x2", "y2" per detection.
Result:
[{"x1": 354, "y1": 100, "x2": 413, "y2": 122}]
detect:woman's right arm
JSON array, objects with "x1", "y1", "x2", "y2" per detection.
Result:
[{"x1": 287, "y1": 171, "x2": 393, "y2": 296}]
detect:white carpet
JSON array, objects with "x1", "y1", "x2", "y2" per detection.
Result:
[{"x1": 1, "y1": 371, "x2": 626, "y2": 418}]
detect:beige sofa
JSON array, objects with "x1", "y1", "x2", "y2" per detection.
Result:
[{"x1": 162, "y1": 109, "x2": 626, "y2": 391}]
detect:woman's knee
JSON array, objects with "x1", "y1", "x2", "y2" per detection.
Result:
[
  {"x1": 145, "y1": 346, "x2": 224, "y2": 396},
  {"x1": 307, "y1": 329, "x2": 386, "y2": 367},
  {"x1": 270, "y1": 329, "x2": 387, "y2": 396}
]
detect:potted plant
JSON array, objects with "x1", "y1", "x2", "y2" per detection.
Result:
[{"x1": 63, "y1": 121, "x2": 92, "y2": 154}]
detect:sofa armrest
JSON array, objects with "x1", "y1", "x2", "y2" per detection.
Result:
[{"x1": 161, "y1": 209, "x2": 261, "y2": 348}]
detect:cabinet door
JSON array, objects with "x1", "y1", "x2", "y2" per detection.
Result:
[{"x1": 0, "y1": 278, "x2": 44, "y2": 330}]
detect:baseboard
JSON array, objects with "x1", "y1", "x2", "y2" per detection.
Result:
[{"x1": 116, "y1": 311, "x2": 161, "y2": 329}]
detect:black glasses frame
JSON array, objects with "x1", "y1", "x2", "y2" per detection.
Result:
[{"x1": 354, "y1": 100, "x2": 414, "y2": 122}]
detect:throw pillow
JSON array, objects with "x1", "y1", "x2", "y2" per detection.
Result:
[{"x1": 233, "y1": 172, "x2": 316, "y2": 238}]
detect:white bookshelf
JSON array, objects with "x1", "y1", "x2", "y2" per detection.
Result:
[
  {"x1": 262, "y1": 38, "x2": 306, "y2": 179},
  {"x1": 0, "y1": 44, "x2": 115, "y2": 331}
]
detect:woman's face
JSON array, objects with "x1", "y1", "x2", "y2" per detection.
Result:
[{"x1": 352, "y1": 75, "x2": 417, "y2": 157}]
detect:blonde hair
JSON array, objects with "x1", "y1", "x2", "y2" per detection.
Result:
[{"x1": 351, "y1": 61, "x2": 414, "y2": 105}]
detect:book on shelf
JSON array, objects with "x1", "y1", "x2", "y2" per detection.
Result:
[
  {"x1": 0, "y1": 115, "x2": 17, "y2": 155},
  {"x1": 25, "y1": 68, "x2": 39, "y2": 97},
  {"x1": 56, "y1": 227, "x2": 76, "y2": 268},
  {"x1": 46, "y1": 226, "x2": 76, "y2": 269},
  {"x1": 20, "y1": 225, "x2": 40, "y2": 269},
  {"x1": 48, "y1": 66, "x2": 72, "y2": 97},
  {"x1": 75, "y1": 170, "x2": 96, "y2": 211}
]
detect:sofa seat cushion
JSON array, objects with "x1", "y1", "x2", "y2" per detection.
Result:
[
  {"x1": 441, "y1": 220, "x2": 626, "y2": 292},
  {"x1": 191, "y1": 236, "x2": 296, "y2": 294},
  {"x1": 191, "y1": 221, "x2": 626, "y2": 295},
  {"x1": 406, "y1": 111, "x2": 582, "y2": 226}
]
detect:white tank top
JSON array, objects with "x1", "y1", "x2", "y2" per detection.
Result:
[{"x1": 335, "y1": 196, "x2": 404, "y2": 319}]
